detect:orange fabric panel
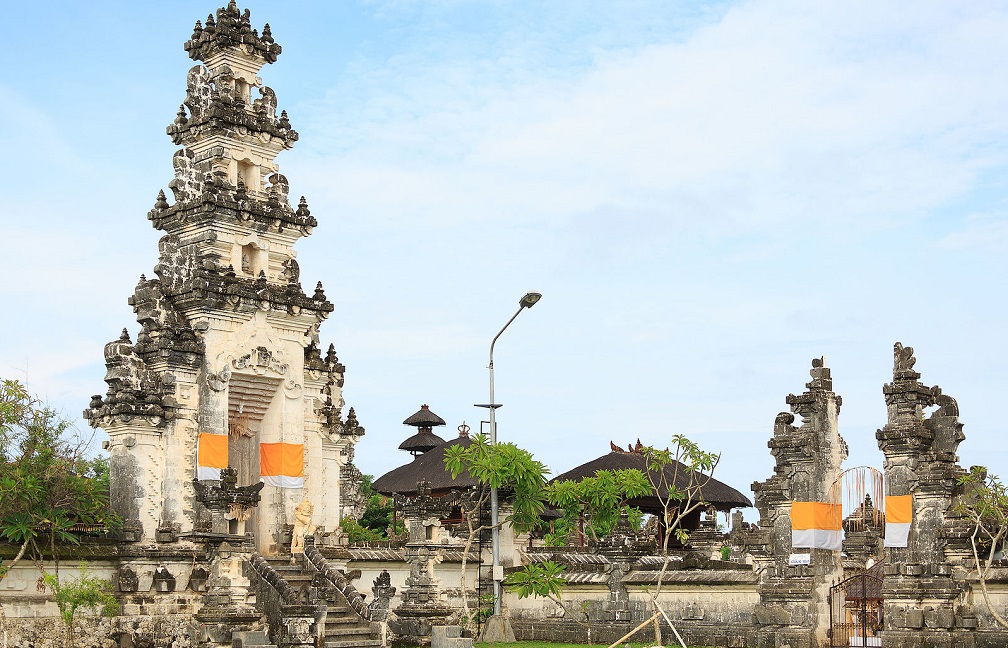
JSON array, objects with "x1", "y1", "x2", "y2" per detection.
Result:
[
  {"x1": 791, "y1": 501, "x2": 842, "y2": 531},
  {"x1": 259, "y1": 442, "x2": 304, "y2": 478},
  {"x1": 197, "y1": 433, "x2": 229, "y2": 469},
  {"x1": 886, "y1": 494, "x2": 913, "y2": 524}
]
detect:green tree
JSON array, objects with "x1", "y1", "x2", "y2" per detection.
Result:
[
  {"x1": 341, "y1": 474, "x2": 403, "y2": 542},
  {"x1": 359, "y1": 473, "x2": 404, "y2": 538},
  {"x1": 43, "y1": 563, "x2": 119, "y2": 647},
  {"x1": 955, "y1": 466, "x2": 1008, "y2": 628},
  {"x1": 0, "y1": 379, "x2": 117, "y2": 579},
  {"x1": 546, "y1": 468, "x2": 650, "y2": 545},
  {"x1": 443, "y1": 433, "x2": 549, "y2": 630},
  {"x1": 639, "y1": 435, "x2": 721, "y2": 645}
]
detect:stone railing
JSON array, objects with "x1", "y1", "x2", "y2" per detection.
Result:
[
  {"x1": 302, "y1": 536, "x2": 372, "y2": 621},
  {"x1": 246, "y1": 554, "x2": 319, "y2": 647}
]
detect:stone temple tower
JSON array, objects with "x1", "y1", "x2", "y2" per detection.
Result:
[{"x1": 85, "y1": 1, "x2": 363, "y2": 554}]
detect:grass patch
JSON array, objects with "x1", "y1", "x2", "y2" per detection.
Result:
[{"x1": 477, "y1": 643, "x2": 703, "y2": 648}]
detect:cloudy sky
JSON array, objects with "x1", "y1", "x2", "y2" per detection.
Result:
[{"x1": 1, "y1": 1, "x2": 1005, "y2": 518}]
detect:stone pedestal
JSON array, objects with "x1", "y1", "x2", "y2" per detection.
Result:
[{"x1": 193, "y1": 539, "x2": 262, "y2": 648}]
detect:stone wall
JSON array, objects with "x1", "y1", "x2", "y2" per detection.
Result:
[{"x1": 506, "y1": 577, "x2": 758, "y2": 647}]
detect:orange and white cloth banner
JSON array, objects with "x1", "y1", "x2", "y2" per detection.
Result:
[
  {"x1": 259, "y1": 442, "x2": 304, "y2": 488},
  {"x1": 196, "y1": 433, "x2": 229, "y2": 480},
  {"x1": 791, "y1": 501, "x2": 842, "y2": 551},
  {"x1": 884, "y1": 495, "x2": 912, "y2": 548}
]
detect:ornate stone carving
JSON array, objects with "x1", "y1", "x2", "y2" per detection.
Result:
[
  {"x1": 232, "y1": 345, "x2": 287, "y2": 375},
  {"x1": 369, "y1": 570, "x2": 397, "y2": 622},
  {"x1": 117, "y1": 568, "x2": 139, "y2": 593},
  {"x1": 389, "y1": 481, "x2": 457, "y2": 645},
  {"x1": 876, "y1": 342, "x2": 975, "y2": 645},
  {"x1": 290, "y1": 498, "x2": 316, "y2": 560},
  {"x1": 184, "y1": 1, "x2": 282, "y2": 64}
]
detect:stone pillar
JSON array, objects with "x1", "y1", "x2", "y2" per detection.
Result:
[
  {"x1": 752, "y1": 357, "x2": 846, "y2": 648},
  {"x1": 190, "y1": 467, "x2": 267, "y2": 647},
  {"x1": 388, "y1": 482, "x2": 456, "y2": 645},
  {"x1": 193, "y1": 540, "x2": 262, "y2": 647},
  {"x1": 595, "y1": 509, "x2": 652, "y2": 623},
  {"x1": 875, "y1": 343, "x2": 981, "y2": 646}
]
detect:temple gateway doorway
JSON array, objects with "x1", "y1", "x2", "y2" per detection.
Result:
[
  {"x1": 829, "y1": 563, "x2": 884, "y2": 647},
  {"x1": 227, "y1": 371, "x2": 283, "y2": 551}
]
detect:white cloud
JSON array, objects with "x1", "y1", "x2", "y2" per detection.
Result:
[{"x1": 288, "y1": 0, "x2": 1008, "y2": 246}]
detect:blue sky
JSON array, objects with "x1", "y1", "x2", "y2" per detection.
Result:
[{"x1": 1, "y1": 1, "x2": 1006, "y2": 518}]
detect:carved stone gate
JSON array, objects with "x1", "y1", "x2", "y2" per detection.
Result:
[{"x1": 829, "y1": 567, "x2": 883, "y2": 647}]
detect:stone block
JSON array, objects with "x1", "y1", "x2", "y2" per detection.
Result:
[
  {"x1": 906, "y1": 608, "x2": 925, "y2": 629},
  {"x1": 753, "y1": 603, "x2": 791, "y2": 626},
  {"x1": 480, "y1": 615, "x2": 516, "y2": 642},
  {"x1": 924, "y1": 606, "x2": 955, "y2": 629},
  {"x1": 232, "y1": 630, "x2": 273, "y2": 647},
  {"x1": 432, "y1": 625, "x2": 473, "y2": 648}
]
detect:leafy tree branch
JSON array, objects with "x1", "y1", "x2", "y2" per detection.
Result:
[
  {"x1": 444, "y1": 434, "x2": 548, "y2": 630},
  {"x1": 955, "y1": 465, "x2": 1008, "y2": 628}
]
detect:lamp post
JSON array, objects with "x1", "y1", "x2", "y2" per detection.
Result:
[{"x1": 479, "y1": 291, "x2": 541, "y2": 619}]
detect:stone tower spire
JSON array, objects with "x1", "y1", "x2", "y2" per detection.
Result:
[
  {"x1": 752, "y1": 357, "x2": 847, "y2": 648},
  {"x1": 876, "y1": 343, "x2": 977, "y2": 642},
  {"x1": 85, "y1": 3, "x2": 363, "y2": 553}
]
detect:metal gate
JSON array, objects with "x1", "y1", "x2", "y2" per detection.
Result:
[{"x1": 829, "y1": 567, "x2": 883, "y2": 647}]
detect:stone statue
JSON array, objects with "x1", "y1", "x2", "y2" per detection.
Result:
[{"x1": 290, "y1": 498, "x2": 316, "y2": 563}]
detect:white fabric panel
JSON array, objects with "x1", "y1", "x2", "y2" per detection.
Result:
[
  {"x1": 196, "y1": 466, "x2": 221, "y2": 480},
  {"x1": 261, "y1": 475, "x2": 305, "y2": 489},
  {"x1": 884, "y1": 522, "x2": 911, "y2": 548},
  {"x1": 792, "y1": 528, "x2": 842, "y2": 551}
]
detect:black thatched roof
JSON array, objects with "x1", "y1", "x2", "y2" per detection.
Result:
[
  {"x1": 403, "y1": 404, "x2": 446, "y2": 427},
  {"x1": 373, "y1": 435, "x2": 478, "y2": 495},
  {"x1": 551, "y1": 451, "x2": 752, "y2": 511},
  {"x1": 398, "y1": 430, "x2": 446, "y2": 454}
]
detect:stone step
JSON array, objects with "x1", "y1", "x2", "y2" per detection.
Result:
[
  {"x1": 326, "y1": 626, "x2": 373, "y2": 637},
  {"x1": 232, "y1": 630, "x2": 276, "y2": 648},
  {"x1": 256, "y1": 555, "x2": 381, "y2": 648},
  {"x1": 325, "y1": 612, "x2": 368, "y2": 625},
  {"x1": 324, "y1": 639, "x2": 382, "y2": 648}
]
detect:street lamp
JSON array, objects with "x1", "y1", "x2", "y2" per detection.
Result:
[{"x1": 477, "y1": 291, "x2": 541, "y2": 619}]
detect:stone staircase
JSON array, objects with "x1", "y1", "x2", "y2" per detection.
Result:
[{"x1": 262, "y1": 556, "x2": 382, "y2": 648}]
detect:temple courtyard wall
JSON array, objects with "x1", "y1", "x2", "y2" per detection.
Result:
[{"x1": 6, "y1": 551, "x2": 1008, "y2": 647}]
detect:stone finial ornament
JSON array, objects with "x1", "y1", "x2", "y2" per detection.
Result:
[
  {"x1": 893, "y1": 341, "x2": 918, "y2": 376},
  {"x1": 183, "y1": 1, "x2": 282, "y2": 64}
]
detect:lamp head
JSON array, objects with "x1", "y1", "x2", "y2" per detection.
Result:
[{"x1": 519, "y1": 292, "x2": 542, "y2": 309}]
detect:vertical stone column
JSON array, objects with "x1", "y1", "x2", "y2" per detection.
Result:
[
  {"x1": 875, "y1": 343, "x2": 979, "y2": 645},
  {"x1": 752, "y1": 358, "x2": 846, "y2": 648},
  {"x1": 107, "y1": 426, "x2": 163, "y2": 540},
  {"x1": 388, "y1": 482, "x2": 455, "y2": 645}
]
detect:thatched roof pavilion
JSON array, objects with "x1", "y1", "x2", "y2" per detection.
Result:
[
  {"x1": 373, "y1": 405, "x2": 477, "y2": 496},
  {"x1": 551, "y1": 442, "x2": 753, "y2": 513},
  {"x1": 373, "y1": 433, "x2": 478, "y2": 495}
]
